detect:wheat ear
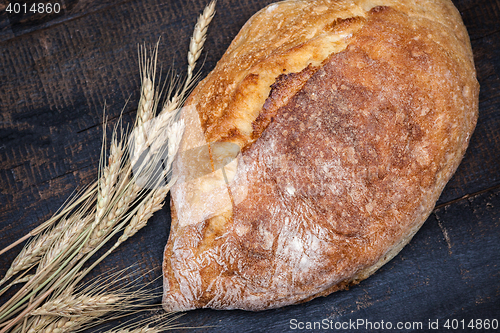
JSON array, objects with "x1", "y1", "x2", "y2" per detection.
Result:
[
  {"x1": 84, "y1": 178, "x2": 141, "y2": 255},
  {"x1": 0, "y1": 2, "x2": 216, "y2": 331},
  {"x1": 25, "y1": 315, "x2": 55, "y2": 333},
  {"x1": 96, "y1": 134, "x2": 124, "y2": 223},
  {"x1": 133, "y1": 42, "x2": 161, "y2": 164},
  {"x1": 115, "y1": 117, "x2": 184, "y2": 248},
  {"x1": 137, "y1": 42, "x2": 159, "y2": 127},
  {"x1": 119, "y1": 184, "x2": 170, "y2": 244},
  {"x1": 0, "y1": 232, "x2": 55, "y2": 286},
  {"x1": 33, "y1": 315, "x2": 91, "y2": 333},
  {"x1": 24, "y1": 268, "x2": 161, "y2": 332},
  {"x1": 137, "y1": 77, "x2": 154, "y2": 127},
  {"x1": 186, "y1": 0, "x2": 216, "y2": 85},
  {"x1": 162, "y1": 0, "x2": 216, "y2": 115},
  {"x1": 30, "y1": 270, "x2": 157, "y2": 318},
  {"x1": 0, "y1": 214, "x2": 81, "y2": 287},
  {"x1": 82, "y1": 134, "x2": 127, "y2": 254},
  {"x1": 0, "y1": 182, "x2": 97, "y2": 258},
  {"x1": 37, "y1": 214, "x2": 93, "y2": 273},
  {"x1": 30, "y1": 293, "x2": 119, "y2": 317},
  {"x1": 82, "y1": 123, "x2": 183, "y2": 276}
]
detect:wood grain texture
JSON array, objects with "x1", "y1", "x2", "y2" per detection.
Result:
[{"x1": 0, "y1": 0, "x2": 498, "y2": 331}]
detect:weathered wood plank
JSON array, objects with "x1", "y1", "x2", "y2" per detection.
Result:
[{"x1": 0, "y1": 0, "x2": 130, "y2": 42}]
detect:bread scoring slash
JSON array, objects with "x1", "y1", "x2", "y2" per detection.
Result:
[{"x1": 163, "y1": 0, "x2": 479, "y2": 311}]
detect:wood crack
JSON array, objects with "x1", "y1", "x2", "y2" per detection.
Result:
[{"x1": 434, "y1": 182, "x2": 500, "y2": 210}]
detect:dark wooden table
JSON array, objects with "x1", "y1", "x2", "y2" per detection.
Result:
[{"x1": 1, "y1": 0, "x2": 499, "y2": 332}]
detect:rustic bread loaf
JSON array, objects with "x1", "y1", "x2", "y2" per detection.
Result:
[{"x1": 163, "y1": 0, "x2": 479, "y2": 311}]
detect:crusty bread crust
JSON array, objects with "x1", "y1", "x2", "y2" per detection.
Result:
[{"x1": 163, "y1": 0, "x2": 479, "y2": 311}]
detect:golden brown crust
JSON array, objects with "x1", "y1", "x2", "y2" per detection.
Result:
[
  {"x1": 163, "y1": 0, "x2": 479, "y2": 311},
  {"x1": 250, "y1": 64, "x2": 319, "y2": 148}
]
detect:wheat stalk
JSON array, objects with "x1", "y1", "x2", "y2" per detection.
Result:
[
  {"x1": 0, "y1": 196, "x2": 96, "y2": 289},
  {"x1": 33, "y1": 315, "x2": 90, "y2": 333},
  {"x1": 118, "y1": 184, "x2": 169, "y2": 245},
  {"x1": 83, "y1": 179, "x2": 141, "y2": 256},
  {"x1": 137, "y1": 77, "x2": 154, "y2": 127},
  {"x1": 0, "y1": 201, "x2": 87, "y2": 286},
  {"x1": 24, "y1": 315, "x2": 55, "y2": 333},
  {"x1": 162, "y1": 0, "x2": 216, "y2": 115},
  {"x1": 0, "y1": 183, "x2": 97, "y2": 297},
  {"x1": 0, "y1": 2, "x2": 216, "y2": 331},
  {"x1": 79, "y1": 126, "x2": 183, "y2": 280},
  {"x1": 88, "y1": 127, "x2": 124, "y2": 234},
  {"x1": 0, "y1": 183, "x2": 97, "y2": 259},
  {"x1": 96, "y1": 134, "x2": 124, "y2": 223},
  {"x1": 114, "y1": 116, "x2": 184, "y2": 250},
  {"x1": 25, "y1": 313, "x2": 105, "y2": 333},
  {"x1": 21, "y1": 267, "x2": 160, "y2": 333},
  {"x1": 137, "y1": 41, "x2": 159, "y2": 127},
  {"x1": 30, "y1": 270, "x2": 157, "y2": 318},
  {"x1": 0, "y1": 232, "x2": 55, "y2": 287},
  {"x1": 82, "y1": 134, "x2": 129, "y2": 255},
  {"x1": 37, "y1": 215, "x2": 93, "y2": 273},
  {"x1": 132, "y1": 43, "x2": 163, "y2": 170},
  {"x1": 1, "y1": 67, "x2": 170, "y2": 333},
  {"x1": 30, "y1": 293, "x2": 119, "y2": 317},
  {"x1": 186, "y1": 0, "x2": 216, "y2": 84},
  {"x1": 134, "y1": 78, "x2": 154, "y2": 166}
]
